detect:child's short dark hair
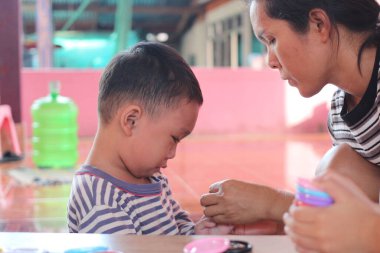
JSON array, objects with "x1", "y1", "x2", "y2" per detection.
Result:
[{"x1": 98, "y1": 41, "x2": 203, "y2": 124}]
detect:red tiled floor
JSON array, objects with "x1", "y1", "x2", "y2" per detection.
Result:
[{"x1": 0, "y1": 133, "x2": 332, "y2": 232}]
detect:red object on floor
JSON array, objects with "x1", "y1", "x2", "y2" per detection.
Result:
[{"x1": 0, "y1": 105, "x2": 22, "y2": 160}]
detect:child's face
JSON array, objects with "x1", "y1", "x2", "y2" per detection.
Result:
[{"x1": 124, "y1": 99, "x2": 200, "y2": 179}]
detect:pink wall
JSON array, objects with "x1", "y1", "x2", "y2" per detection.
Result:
[
  {"x1": 21, "y1": 68, "x2": 285, "y2": 137},
  {"x1": 193, "y1": 68, "x2": 285, "y2": 134}
]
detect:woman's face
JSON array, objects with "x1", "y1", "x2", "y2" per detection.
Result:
[{"x1": 250, "y1": 1, "x2": 333, "y2": 97}]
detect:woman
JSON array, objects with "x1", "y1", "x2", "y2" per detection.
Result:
[{"x1": 201, "y1": 0, "x2": 380, "y2": 235}]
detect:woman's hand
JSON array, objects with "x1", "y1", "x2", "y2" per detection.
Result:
[
  {"x1": 200, "y1": 179, "x2": 293, "y2": 225},
  {"x1": 283, "y1": 172, "x2": 380, "y2": 253}
]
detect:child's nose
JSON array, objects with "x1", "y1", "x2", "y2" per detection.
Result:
[{"x1": 167, "y1": 145, "x2": 177, "y2": 159}]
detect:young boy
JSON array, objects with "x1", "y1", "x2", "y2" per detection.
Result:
[{"x1": 67, "y1": 42, "x2": 232, "y2": 235}]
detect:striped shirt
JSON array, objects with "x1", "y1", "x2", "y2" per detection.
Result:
[
  {"x1": 67, "y1": 165, "x2": 194, "y2": 235},
  {"x1": 328, "y1": 46, "x2": 380, "y2": 165}
]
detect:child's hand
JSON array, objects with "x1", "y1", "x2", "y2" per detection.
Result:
[{"x1": 194, "y1": 216, "x2": 233, "y2": 235}]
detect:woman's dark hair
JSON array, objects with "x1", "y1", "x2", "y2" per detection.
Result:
[
  {"x1": 98, "y1": 41, "x2": 203, "y2": 124},
  {"x1": 248, "y1": 0, "x2": 380, "y2": 70}
]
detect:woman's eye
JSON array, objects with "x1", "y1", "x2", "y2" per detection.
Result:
[{"x1": 268, "y1": 38, "x2": 276, "y2": 45}]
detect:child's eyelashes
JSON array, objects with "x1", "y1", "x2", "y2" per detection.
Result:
[{"x1": 171, "y1": 136, "x2": 180, "y2": 144}]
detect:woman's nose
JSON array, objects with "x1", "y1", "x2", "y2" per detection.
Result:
[{"x1": 266, "y1": 50, "x2": 280, "y2": 69}]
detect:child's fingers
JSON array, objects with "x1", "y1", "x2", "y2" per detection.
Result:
[
  {"x1": 216, "y1": 225, "x2": 234, "y2": 231},
  {"x1": 218, "y1": 225, "x2": 234, "y2": 234},
  {"x1": 202, "y1": 220, "x2": 217, "y2": 228}
]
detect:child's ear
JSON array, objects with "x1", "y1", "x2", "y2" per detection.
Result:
[
  {"x1": 309, "y1": 8, "x2": 331, "y2": 43},
  {"x1": 119, "y1": 105, "x2": 142, "y2": 136}
]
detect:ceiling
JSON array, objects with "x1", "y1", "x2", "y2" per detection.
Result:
[{"x1": 22, "y1": 0, "x2": 211, "y2": 43}]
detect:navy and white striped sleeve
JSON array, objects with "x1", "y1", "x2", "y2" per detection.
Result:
[
  {"x1": 78, "y1": 204, "x2": 137, "y2": 234},
  {"x1": 68, "y1": 174, "x2": 138, "y2": 234},
  {"x1": 161, "y1": 176, "x2": 195, "y2": 235}
]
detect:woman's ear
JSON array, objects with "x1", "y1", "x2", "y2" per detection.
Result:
[
  {"x1": 309, "y1": 8, "x2": 331, "y2": 43},
  {"x1": 119, "y1": 105, "x2": 142, "y2": 136}
]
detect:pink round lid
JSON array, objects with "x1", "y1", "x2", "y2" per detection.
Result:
[{"x1": 183, "y1": 237, "x2": 230, "y2": 253}]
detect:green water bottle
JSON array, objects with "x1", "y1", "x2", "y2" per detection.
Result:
[{"x1": 31, "y1": 81, "x2": 78, "y2": 169}]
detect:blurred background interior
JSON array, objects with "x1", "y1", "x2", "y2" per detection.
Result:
[{"x1": 1, "y1": 0, "x2": 335, "y2": 232}]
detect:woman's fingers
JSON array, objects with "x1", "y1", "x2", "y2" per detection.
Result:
[
  {"x1": 200, "y1": 193, "x2": 222, "y2": 207},
  {"x1": 209, "y1": 180, "x2": 227, "y2": 194},
  {"x1": 285, "y1": 223, "x2": 322, "y2": 252}
]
